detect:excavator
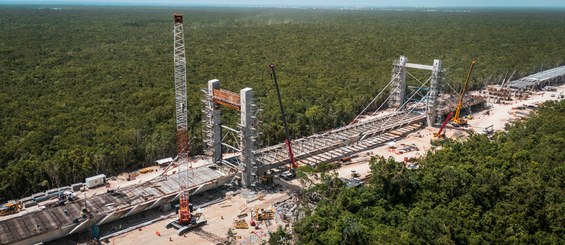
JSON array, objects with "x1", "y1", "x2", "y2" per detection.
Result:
[
  {"x1": 270, "y1": 64, "x2": 298, "y2": 179},
  {"x1": 451, "y1": 61, "x2": 476, "y2": 127}
]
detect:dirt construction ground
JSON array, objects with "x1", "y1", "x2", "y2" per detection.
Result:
[{"x1": 110, "y1": 190, "x2": 291, "y2": 245}]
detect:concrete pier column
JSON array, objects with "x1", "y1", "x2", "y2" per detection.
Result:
[
  {"x1": 206, "y1": 79, "x2": 222, "y2": 163},
  {"x1": 427, "y1": 59, "x2": 442, "y2": 126},
  {"x1": 240, "y1": 88, "x2": 254, "y2": 188},
  {"x1": 389, "y1": 56, "x2": 408, "y2": 109}
]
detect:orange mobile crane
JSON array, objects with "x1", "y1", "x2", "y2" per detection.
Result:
[{"x1": 451, "y1": 61, "x2": 476, "y2": 127}]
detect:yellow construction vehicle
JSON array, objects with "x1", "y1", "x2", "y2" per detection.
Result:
[
  {"x1": 451, "y1": 61, "x2": 476, "y2": 127},
  {"x1": 0, "y1": 201, "x2": 23, "y2": 216},
  {"x1": 255, "y1": 208, "x2": 275, "y2": 221},
  {"x1": 234, "y1": 219, "x2": 249, "y2": 229}
]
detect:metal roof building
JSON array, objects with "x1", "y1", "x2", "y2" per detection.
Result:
[{"x1": 507, "y1": 65, "x2": 565, "y2": 90}]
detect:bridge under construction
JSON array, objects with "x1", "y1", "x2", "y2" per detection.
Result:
[
  {"x1": 0, "y1": 15, "x2": 499, "y2": 243},
  {"x1": 21, "y1": 12, "x2": 565, "y2": 245},
  {"x1": 0, "y1": 52, "x2": 491, "y2": 244}
]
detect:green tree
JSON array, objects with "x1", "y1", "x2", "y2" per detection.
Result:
[{"x1": 268, "y1": 227, "x2": 292, "y2": 245}]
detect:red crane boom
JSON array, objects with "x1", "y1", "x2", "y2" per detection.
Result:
[
  {"x1": 269, "y1": 64, "x2": 298, "y2": 169},
  {"x1": 434, "y1": 111, "x2": 454, "y2": 138}
]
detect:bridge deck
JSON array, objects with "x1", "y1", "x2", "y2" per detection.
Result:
[
  {"x1": 0, "y1": 165, "x2": 234, "y2": 245},
  {"x1": 255, "y1": 95, "x2": 485, "y2": 170},
  {"x1": 255, "y1": 111, "x2": 427, "y2": 169}
]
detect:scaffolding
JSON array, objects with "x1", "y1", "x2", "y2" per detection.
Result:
[
  {"x1": 388, "y1": 56, "x2": 444, "y2": 125},
  {"x1": 202, "y1": 81, "x2": 258, "y2": 188},
  {"x1": 427, "y1": 59, "x2": 443, "y2": 126},
  {"x1": 388, "y1": 56, "x2": 408, "y2": 108},
  {"x1": 202, "y1": 80, "x2": 222, "y2": 163}
]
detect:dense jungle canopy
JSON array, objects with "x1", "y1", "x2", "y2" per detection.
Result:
[{"x1": 291, "y1": 100, "x2": 565, "y2": 244}]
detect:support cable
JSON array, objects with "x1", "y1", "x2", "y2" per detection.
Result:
[
  {"x1": 360, "y1": 76, "x2": 432, "y2": 140},
  {"x1": 348, "y1": 75, "x2": 398, "y2": 125},
  {"x1": 369, "y1": 86, "x2": 398, "y2": 117}
]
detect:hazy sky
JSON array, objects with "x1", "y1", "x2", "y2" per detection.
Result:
[{"x1": 2, "y1": 0, "x2": 565, "y2": 7}]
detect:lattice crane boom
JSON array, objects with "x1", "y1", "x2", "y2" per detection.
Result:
[{"x1": 173, "y1": 13, "x2": 189, "y2": 159}]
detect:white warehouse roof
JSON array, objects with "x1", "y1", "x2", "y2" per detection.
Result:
[
  {"x1": 507, "y1": 65, "x2": 565, "y2": 89},
  {"x1": 155, "y1": 157, "x2": 174, "y2": 165}
]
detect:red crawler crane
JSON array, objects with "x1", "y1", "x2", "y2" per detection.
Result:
[
  {"x1": 166, "y1": 13, "x2": 206, "y2": 236},
  {"x1": 269, "y1": 64, "x2": 298, "y2": 170},
  {"x1": 434, "y1": 111, "x2": 454, "y2": 139}
]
